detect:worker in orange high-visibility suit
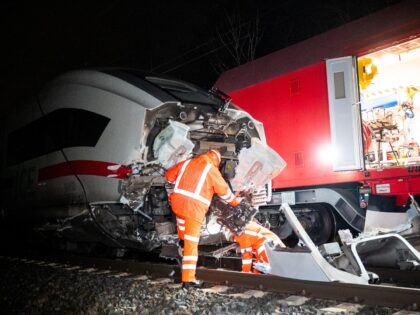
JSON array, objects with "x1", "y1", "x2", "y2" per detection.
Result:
[
  {"x1": 165, "y1": 149, "x2": 241, "y2": 289},
  {"x1": 226, "y1": 221, "x2": 285, "y2": 273}
]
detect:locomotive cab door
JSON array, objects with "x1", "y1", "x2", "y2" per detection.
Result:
[{"x1": 326, "y1": 56, "x2": 364, "y2": 171}]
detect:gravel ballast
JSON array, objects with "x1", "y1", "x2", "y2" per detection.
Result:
[{"x1": 0, "y1": 256, "x2": 410, "y2": 315}]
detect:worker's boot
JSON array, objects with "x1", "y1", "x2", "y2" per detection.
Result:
[{"x1": 182, "y1": 280, "x2": 201, "y2": 289}]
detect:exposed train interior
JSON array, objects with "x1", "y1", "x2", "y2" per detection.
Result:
[{"x1": 360, "y1": 37, "x2": 420, "y2": 169}]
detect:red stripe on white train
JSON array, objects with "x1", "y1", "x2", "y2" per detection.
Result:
[{"x1": 38, "y1": 160, "x2": 132, "y2": 182}]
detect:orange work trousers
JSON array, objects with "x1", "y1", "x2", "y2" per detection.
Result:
[
  {"x1": 176, "y1": 216, "x2": 202, "y2": 282},
  {"x1": 256, "y1": 250, "x2": 269, "y2": 264},
  {"x1": 241, "y1": 250, "x2": 269, "y2": 273}
]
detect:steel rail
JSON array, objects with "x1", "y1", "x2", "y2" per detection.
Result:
[
  {"x1": 196, "y1": 269, "x2": 420, "y2": 309},
  {"x1": 4, "y1": 253, "x2": 420, "y2": 310}
]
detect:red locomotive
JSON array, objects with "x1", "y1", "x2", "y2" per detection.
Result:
[{"x1": 215, "y1": 0, "x2": 420, "y2": 245}]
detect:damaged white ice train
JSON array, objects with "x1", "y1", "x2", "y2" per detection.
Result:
[{"x1": 0, "y1": 69, "x2": 285, "y2": 255}]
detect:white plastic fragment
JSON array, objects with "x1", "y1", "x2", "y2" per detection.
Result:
[
  {"x1": 321, "y1": 303, "x2": 362, "y2": 313},
  {"x1": 153, "y1": 120, "x2": 194, "y2": 169},
  {"x1": 201, "y1": 285, "x2": 230, "y2": 293},
  {"x1": 94, "y1": 270, "x2": 112, "y2": 275},
  {"x1": 277, "y1": 295, "x2": 310, "y2": 306},
  {"x1": 132, "y1": 275, "x2": 148, "y2": 281},
  {"x1": 78, "y1": 268, "x2": 98, "y2": 273},
  {"x1": 229, "y1": 290, "x2": 268, "y2": 299},
  {"x1": 150, "y1": 278, "x2": 172, "y2": 284},
  {"x1": 231, "y1": 138, "x2": 286, "y2": 192},
  {"x1": 63, "y1": 266, "x2": 81, "y2": 271},
  {"x1": 111, "y1": 272, "x2": 131, "y2": 278}
]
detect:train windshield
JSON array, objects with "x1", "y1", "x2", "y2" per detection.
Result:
[{"x1": 145, "y1": 76, "x2": 225, "y2": 107}]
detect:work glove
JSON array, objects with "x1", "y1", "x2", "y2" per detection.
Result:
[{"x1": 253, "y1": 262, "x2": 271, "y2": 274}]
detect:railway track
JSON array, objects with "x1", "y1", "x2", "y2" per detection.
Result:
[{"x1": 1, "y1": 252, "x2": 420, "y2": 310}]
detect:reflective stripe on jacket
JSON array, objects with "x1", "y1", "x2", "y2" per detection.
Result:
[{"x1": 166, "y1": 154, "x2": 239, "y2": 222}]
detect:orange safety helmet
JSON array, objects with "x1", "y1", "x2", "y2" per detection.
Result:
[{"x1": 206, "y1": 149, "x2": 222, "y2": 168}]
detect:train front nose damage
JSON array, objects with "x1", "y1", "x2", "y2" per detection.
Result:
[
  {"x1": 0, "y1": 69, "x2": 287, "y2": 257},
  {"x1": 55, "y1": 98, "x2": 286, "y2": 256}
]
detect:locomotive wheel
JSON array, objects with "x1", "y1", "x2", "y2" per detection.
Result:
[{"x1": 293, "y1": 204, "x2": 336, "y2": 245}]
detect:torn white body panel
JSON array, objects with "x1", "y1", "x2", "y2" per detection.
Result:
[
  {"x1": 348, "y1": 233, "x2": 420, "y2": 272},
  {"x1": 364, "y1": 210, "x2": 411, "y2": 234},
  {"x1": 266, "y1": 203, "x2": 420, "y2": 284},
  {"x1": 266, "y1": 203, "x2": 369, "y2": 284}
]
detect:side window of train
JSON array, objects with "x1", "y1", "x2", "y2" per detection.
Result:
[{"x1": 6, "y1": 108, "x2": 110, "y2": 166}]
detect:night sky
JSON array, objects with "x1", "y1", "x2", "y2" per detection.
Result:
[{"x1": 1, "y1": 0, "x2": 399, "y2": 115}]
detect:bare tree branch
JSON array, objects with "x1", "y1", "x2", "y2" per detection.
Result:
[{"x1": 211, "y1": 8, "x2": 262, "y2": 75}]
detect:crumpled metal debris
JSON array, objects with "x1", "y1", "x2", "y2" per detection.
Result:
[{"x1": 209, "y1": 198, "x2": 257, "y2": 235}]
